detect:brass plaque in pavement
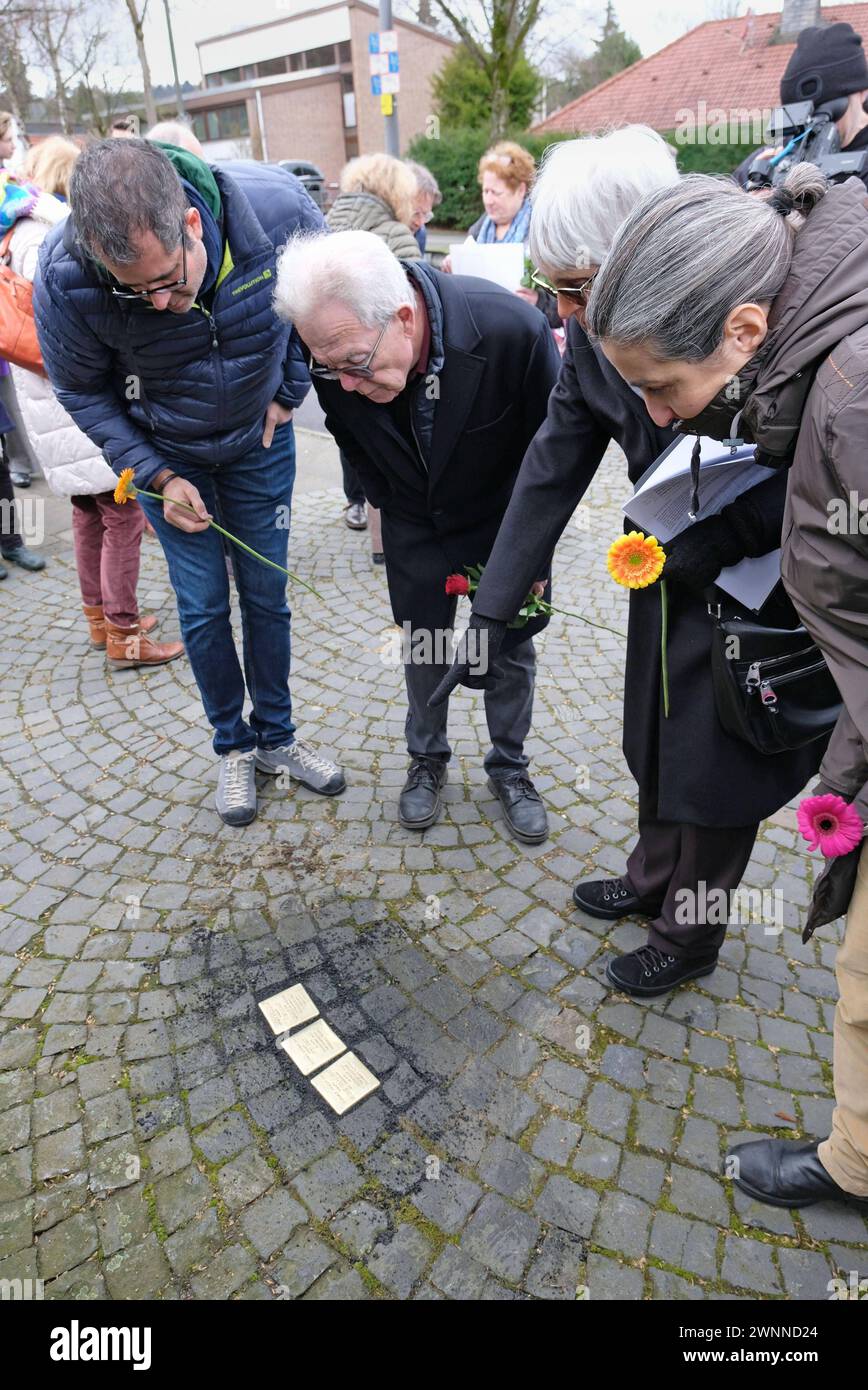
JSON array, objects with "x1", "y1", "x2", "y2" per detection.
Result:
[
  {"x1": 311, "y1": 1052, "x2": 380, "y2": 1114},
  {"x1": 281, "y1": 1018, "x2": 346, "y2": 1076},
  {"x1": 258, "y1": 984, "x2": 318, "y2": 1036}
]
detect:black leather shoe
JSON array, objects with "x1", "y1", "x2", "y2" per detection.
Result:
[
  {"x1": 487, "y1": 772, "x2": 548, "y2": 844},
  {"x1": 572, "y1": 876, "x2": 659, "y2": 920},
  {"x1": 606, "y1": 943, "x2": 718, "y2": 998},
  {"x1": 1, "y1": 545, "x2": 45, "y2": 572},
  {"x1": 727, "y1": 1138, "x2": 868, "y2": 1211},
  {"x1": 399, "y1": 757, "x2": 447, "y2": 830}
]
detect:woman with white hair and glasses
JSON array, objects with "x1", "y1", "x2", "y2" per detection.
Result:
[
  {"x1": 584, "y1": 163, "x2": 868, "y2": 1213},
  {"x1": 434, "y1": 127, "x2": 826, "y2": 999}
]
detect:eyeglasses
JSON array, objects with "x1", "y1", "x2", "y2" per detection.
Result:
[
  {"x1": 309, "y1": 320, "x2": 389, "y2": 380},
  {"x1": 111, "y1": 234, "x2": 188, "y2": 301},
  {"x1": 531, "y1": 269, "x2": 597, "y2": 304}
]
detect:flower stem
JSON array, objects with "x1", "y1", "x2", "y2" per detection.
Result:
[
  {"x1": 660, "y1": 578, "x2": 670, "y2": 718},
  {"x1": 133, "y1": 488, "x2": 323, "y2": 599}
]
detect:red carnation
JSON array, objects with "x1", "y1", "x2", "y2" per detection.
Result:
[{"x1": 445, "y1": 573, "x2": 470, "y2": 596}]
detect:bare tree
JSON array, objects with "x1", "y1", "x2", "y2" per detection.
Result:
[
  {"x1": 429, "y1": 0, "x2": 545, "y2": 138},
  {"x1": 0, "y1": 8, "x2": 33, "y2": 128},
  {"x1": 30, "y1": 0, "x2": 107, "y2": 133},
  {"x1": 122, "y1": 0, "x2": 157, "y2": 127}
]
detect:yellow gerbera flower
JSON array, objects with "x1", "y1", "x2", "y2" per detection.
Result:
[
  {"x1": 607, "y1": 531, "x2": 666, "y2": 589},
  {"x1": 114, "y1": 468, "x2": 136, "y2": 505}
]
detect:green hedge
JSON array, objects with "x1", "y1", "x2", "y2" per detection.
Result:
[{"x1": 406, "y1": 126, "x2": 758, "y2": 229}]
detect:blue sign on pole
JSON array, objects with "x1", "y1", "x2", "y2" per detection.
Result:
[
  {"x1": 369, "y1": 33, "x2": 379, "y2": 52},
  {"x1": 370, "y1": 75, "x2": 382, "y2": 94},
  {"x1": 388, "y1": 51, "x2": 399, "y2": 72}
]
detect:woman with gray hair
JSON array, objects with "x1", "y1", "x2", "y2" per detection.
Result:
[
  {"x1": 434, "y1": 127, "x2": 825, "y2": 1000},
  {"x1": 586, "y1": 162, "x2": 868, "y2": 1214}
]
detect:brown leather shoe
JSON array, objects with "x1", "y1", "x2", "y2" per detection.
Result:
[
  {"x1": 105, "y1": 620, "x2": 183, "y2": 669},
  {"x1": 84, "y1": 605, "x2": 158, "y2": 650}
]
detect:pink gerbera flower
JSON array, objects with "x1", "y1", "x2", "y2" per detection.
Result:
[{"x1": 797, "y1": 794, "x2": 864, "y2": 858}]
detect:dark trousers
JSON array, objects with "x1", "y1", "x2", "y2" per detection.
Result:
[
  {"x1": 404, "y1": 635, "x2": 536, "y2": 774},
  {"x1": 624, "y1": 795, "x2": 758, "y2": 960},
  {"x1": 341, "y1": 451, "x2": 365, "y2": 506},
  {"x1": 0, "y1": 435, "x2": 22, "y2": 550}
]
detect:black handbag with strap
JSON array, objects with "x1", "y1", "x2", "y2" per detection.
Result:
[{"x1": 710, "y1": 604, "x2": 842, "y2": 755}]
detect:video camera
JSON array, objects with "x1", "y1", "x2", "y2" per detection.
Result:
[{"x1": 746, "y1": 98, "x2": 868, "y2": 188}]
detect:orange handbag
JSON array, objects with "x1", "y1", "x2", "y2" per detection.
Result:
[{"x1": 0, "y1": 227, "x2": 45, "y2": 374}]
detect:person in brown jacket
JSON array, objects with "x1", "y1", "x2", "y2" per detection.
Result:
[{"x1": 585, "y1": 163, "x2": 868, "y2": 1213}]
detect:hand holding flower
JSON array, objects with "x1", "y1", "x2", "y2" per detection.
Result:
[{"x1": 797, "y1": 794, "x2": 864, "y2": 858}]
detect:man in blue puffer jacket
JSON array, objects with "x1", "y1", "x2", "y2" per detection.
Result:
[{"x1": 34, "y1": 138, "x2": 346, "y2": 825}]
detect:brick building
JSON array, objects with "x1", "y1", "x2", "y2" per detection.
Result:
[
  {"x1": 184, "y1": 1, "x2": 455, "y2": 184},
  {"x1": 535, "y1": 1, "x2": 868, "y2": 136}
]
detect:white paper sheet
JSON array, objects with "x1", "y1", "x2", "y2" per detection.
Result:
[
  {"x1": 625, "y1": 435, "x2": 774, "y2": 542},
  {"x1": 715, "y1": 549, "x2": 782, "y2": 612},
  {"x1": 449, "y1": 239, "x2": 525, "y2": 291}
]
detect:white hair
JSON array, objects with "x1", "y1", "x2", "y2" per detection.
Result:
[
  {"x1": 146, "y1": 120, "x2": 204, "y2": 157},
  {"x1": 529, "y1": 125, "x2": 680, "y2": 272},
  {"x1": 274, "y1": 229, "x2": 415, "y2": 331}
]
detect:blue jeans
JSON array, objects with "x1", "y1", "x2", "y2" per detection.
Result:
[{"x1": 138, "y1": 424, "x2": 296, "y2": 756}]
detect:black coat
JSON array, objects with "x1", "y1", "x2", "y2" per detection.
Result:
[
  {"x1": 473, "y1": 316, "x2": 825, "y2": 827},
  {"x1": 312, "y1": 262, "x2": 561, "y2": 648}
]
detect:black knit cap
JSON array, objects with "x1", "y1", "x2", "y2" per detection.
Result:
[{"x1": 780, "y1": 21, "x2": 868, "y2": 105}]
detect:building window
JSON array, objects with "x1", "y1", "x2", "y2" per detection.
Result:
[
  {"x1": 289, "y1": 52, "x2": 304, "y2": 72},
  {"x1": 257, "y1": 56, "x2": 287, "y2": 77},
  {"x1": 190, "y1": 103, "x2": 250, "y2": 143},
  {"x1": 306, "y1": 44, "x2": 336, "y2": 68},
  {"x1": 337, "y1": 41, "x2": 351, "y2": 62}
]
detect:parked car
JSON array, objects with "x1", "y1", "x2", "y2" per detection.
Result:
[{"x1": 277, "y1": 159, "x2": 326, "y2": 209}]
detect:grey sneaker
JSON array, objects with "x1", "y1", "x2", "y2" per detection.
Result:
[
  {"x1": 216, "y1": 749, "x2": 257, "y2": 826},
  {"x1": 255, "y1": 739, "x2": 346, "y2": 795}
]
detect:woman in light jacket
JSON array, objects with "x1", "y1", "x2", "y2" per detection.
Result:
[{"x1": 8, "y1": 137, "x2": 181, "y2": 667}]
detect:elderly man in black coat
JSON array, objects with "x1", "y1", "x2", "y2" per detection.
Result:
[{"x1": 274, "y1": 228, "x2": 561, "y2": 841}]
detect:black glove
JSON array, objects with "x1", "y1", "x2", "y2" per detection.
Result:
[
  {"x1": 661, "y1": 514, "x2": 744, "y2": 592},
  {"x1": 428, "y1": 613, "x2": 508, "y2": 706}
]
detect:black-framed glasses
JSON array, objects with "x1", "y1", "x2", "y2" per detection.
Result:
[
  {"x1": 110, "y1": 233, "x2": 188, "y2": 301},
  {"x1": 531, "y1": 269, "x2": 597, "y2": 304},
  {"x1": 309, "y1": 320, "x2": 389, "y2": 380}
]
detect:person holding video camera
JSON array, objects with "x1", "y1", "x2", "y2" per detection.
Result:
[{"x1": 737, "y1": 21, "x2": 868, "y2": 190}]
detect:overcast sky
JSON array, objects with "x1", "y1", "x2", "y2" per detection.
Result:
[{"x1": 131, "y1": 0, "x2": 864, "y2": 88}]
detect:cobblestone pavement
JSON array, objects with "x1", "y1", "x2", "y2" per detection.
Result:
[{"x1": 1, "y1": 442, "x2": 866, "y2": 1302}]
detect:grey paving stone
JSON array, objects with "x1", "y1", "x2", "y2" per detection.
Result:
[
  {"x1": 532, "y1": 1116, "x2": 583, "y2": 1166},
  {"x1": 104, "y1": 1234, "x2": 172, "y2": 1299},
  {"x1": 586, "y1": 1252, "x2": 644, "y2": 1300},
  {"x1": 367, "y1": 1223, "x2": 434, "y2": 1297},
  {"x1": 329, "y1": 1201, "x2": 389, "y2": 1257},
  {"x1": 777, "y1": 1246, "x2": 836, "y2": 1300},
  {"x1": 669, "y1": 1164, "x2": 729, "y2": 1225},
  {"x1": 463, "y1": 1193, "x2": 541, "y2": 1282},
  {"x1": 721, "y1": 1235, "x2": 781, "y2": 1295},
  {"x1": 240, "y1": 1188, "x2": 307, "y2": 1258},
  {"x1": 37, "y1": 1211, "x2": 98, "y2": 1279},
  {"x1": 525, "y1": 1228, "x2": 585, "y2": 1300},
  {"x1": 413, "y1": 1164, "x2": 483, "y2": 1235},
  {"x1": 430, "y1": 1244, "x2": 490, "y2": 1299},
  {"x1": 293, "y1": 1150, "x2": 365, "y2": 1219},
  {"x1": 594, "y1": 1191, "x2": 652, "y2": 1259},
  {"x1": 649, "y1": 1211, "x2": 718, "y2": 1279},
  {"x1": 534, "y1": 1175, "x2": 599, "y2": 1237},
  {"x1": 571, "y1": 1132, "x2": 620, "y2": 1180}
]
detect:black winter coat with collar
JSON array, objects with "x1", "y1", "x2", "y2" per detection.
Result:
[{"x1": 311, "y1": 261, "x2": 561, "y2": 646}]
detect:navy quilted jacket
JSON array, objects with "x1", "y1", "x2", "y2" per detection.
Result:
[{"x1": 33, "y1": 160, "x2": 323, "y2": 490}]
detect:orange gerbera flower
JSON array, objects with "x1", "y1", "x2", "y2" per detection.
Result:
[
  {"x1": 113, "y1": 468, "x2": 136, "y2": 505},
  {"x1": 607, "y1": 531, "x2": 666, "y2": 589}
]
